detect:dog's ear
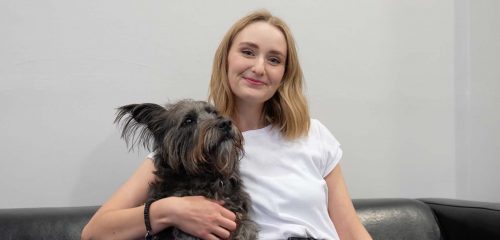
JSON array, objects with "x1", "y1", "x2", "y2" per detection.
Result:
[{"x1": 114, "y1": 103, "x2": 168, "y2": 151}]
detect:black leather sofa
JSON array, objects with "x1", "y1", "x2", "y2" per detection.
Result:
[{"x1": 1, "y1": 198, "x2": 499, "y2": 240}]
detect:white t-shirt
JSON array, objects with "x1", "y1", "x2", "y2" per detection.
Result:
[
  {"x1": 147, "y1": 119, "x2": 341, "y2": 239},
  {"x1": 240, "y1": 119, "x2": 341, "y2": 239}
]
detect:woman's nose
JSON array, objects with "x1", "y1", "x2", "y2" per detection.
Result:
[{"x1": 251, "y1": 57, "x2": 265, "y2": 76}]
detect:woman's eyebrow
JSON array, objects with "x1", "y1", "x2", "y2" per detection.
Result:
[
  {"x1": 238, "y1": 42, "x2": 259, "y2": 48},
  {"x1": 269, "y1": 50, "x2": 285, "y2": 58}
]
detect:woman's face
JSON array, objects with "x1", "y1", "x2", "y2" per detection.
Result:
[{"x1": 227, "y1": 21, "x2": 287, "y2": 108}]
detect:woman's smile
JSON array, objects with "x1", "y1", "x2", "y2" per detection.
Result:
[{"x1": 242, "y1": 76, "x2": 265, "y2": 86}]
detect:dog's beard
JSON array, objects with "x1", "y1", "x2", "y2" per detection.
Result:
[
  {"x1": 197, "y1": 123, "x2": 243, "y2": 177},
  {"x1": 209, "y1": 137, "x2": 242, "y2": 177},
  {"x1": 162, "y1": 121, "x2": 243, "y2": 178}
]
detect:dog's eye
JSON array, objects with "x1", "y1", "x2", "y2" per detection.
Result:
[{"x1": 182, "y1": 117, "x2": 195, "y2": 126}]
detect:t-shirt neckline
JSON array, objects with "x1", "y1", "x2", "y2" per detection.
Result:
[{"x1": 242, "y1": 124, "x2": 273, "y2": 136}]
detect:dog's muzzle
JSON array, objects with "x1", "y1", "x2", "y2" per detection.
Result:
[{"x1": 218, "y1": 119, "x2": 232, "y2": 133}]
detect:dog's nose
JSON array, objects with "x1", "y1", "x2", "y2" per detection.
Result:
[{"x1": 218, "y1": 119, "x2": 232, "y2": 132}]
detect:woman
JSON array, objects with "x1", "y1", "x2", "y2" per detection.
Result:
[{"x1": 82, "y1": 10, "x2": 372, "y2": 240}]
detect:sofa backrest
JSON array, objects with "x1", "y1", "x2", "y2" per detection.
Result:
[
  {"x1": 0, "y1": 199, "x2": 443, "y2": 240},
  {"x1": 0, "y1": 206, "x2": 98, "y2": 240}
]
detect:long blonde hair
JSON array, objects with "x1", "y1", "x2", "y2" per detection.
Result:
[{"x1": 208, "y1": 10, "x2": 310, "y2": 140}]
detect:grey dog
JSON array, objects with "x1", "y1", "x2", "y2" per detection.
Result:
[{"x1": 115, "y1": 99, "x2": 258, "y2": 240}]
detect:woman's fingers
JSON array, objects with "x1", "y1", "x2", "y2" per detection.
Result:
[
  {"x1": 217, "y1": 211, "x2": 237, "y2": 231},
  {"x1": 210, "y1": 225, "x2": 232, "y2": 240},
  {"x1": 172, "y1": 196, "x2": 237, "y2": 239},
  {"x1": 207, "y1": 198, "x2": 237, "y2": 231},
  {"x1": 219, "y1": 206, "x2": 237, "y2": 222}
]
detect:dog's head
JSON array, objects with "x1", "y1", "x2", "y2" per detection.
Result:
[{"x1": 114, "y1": 99, "x2": 243, "y2": 177}]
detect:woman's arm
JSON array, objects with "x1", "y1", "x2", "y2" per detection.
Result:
[
  {"x1": 81, "y1": 159, "x2": 237, "y2": 240},
  {"x1": 325, "y1": 165, "x2": 372, "y2": 240}
]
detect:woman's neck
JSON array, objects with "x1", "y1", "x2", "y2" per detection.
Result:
[{"x1": 232, "y1": 103, "x2": 268, "y2": 132}]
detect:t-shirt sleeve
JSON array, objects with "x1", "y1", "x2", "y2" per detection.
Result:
[{"x1": 315, "y1": 119, "x2": 343, "y2": 177}]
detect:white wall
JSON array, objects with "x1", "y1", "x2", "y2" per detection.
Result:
[
  {"x1": 455, "y1": 0, "x2": 500, "y2": 201},
  {"x1": 0, "y1": 0, "x2": 498, "y2": 208}
]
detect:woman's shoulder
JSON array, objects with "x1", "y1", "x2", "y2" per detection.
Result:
[
  {"x1": 309, "y1": 118, "x2": 330, "y2": 134},
  {"x1": 308, "y1": 118, "x2": 341, "y2": 144}
]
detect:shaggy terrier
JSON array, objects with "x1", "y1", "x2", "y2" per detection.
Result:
[{"x1": 115, "y1": 99, "x2": 258, "y2": 239}]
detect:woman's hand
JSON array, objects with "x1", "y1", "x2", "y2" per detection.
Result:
[{"x1": 156, "y1": 196, "x2": 237, "y2": 240}]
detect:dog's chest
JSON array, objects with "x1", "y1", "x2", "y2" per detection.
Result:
[{"x1": 156, "y1": 173, "x2": 232, "y2": 200}]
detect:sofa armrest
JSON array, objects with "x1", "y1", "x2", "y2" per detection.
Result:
[
  {"x1": 353, "y1": 198, "x2": 442, "y2": 240},
  {"x1": 420, "y1": 198, "x2": 500, "y2": 240},
  {"x1": 0, "y1": 206, "x2": 98, "y2": 240}
]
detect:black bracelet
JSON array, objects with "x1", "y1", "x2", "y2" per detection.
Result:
[{"x1": 144, "y1": 198, "x2": 155, "y2": 240}]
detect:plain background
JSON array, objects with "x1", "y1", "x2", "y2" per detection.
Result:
[{"x1": 1, "y1": 0, "x2": 499, "y2": 208}]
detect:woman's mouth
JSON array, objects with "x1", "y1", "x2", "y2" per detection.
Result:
[{"x1": 243, "y1": 77, "x2": 264, "y2": 85}]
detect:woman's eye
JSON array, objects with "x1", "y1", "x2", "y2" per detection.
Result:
[
  {"x1": 268, "y1": 57, "x2": 281, "y2": 65},
  {"x1": 241, "y1": 49, "x2": 254, "y2": 56}
]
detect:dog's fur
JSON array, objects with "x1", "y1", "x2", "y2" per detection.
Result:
[{"x1": 115, "y1": 99, "x2": 258, "y2": 240}]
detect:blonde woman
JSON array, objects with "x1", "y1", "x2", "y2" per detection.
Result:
[{"x1": 82, "y1": 10, "x2": 371, "y2": 240}]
